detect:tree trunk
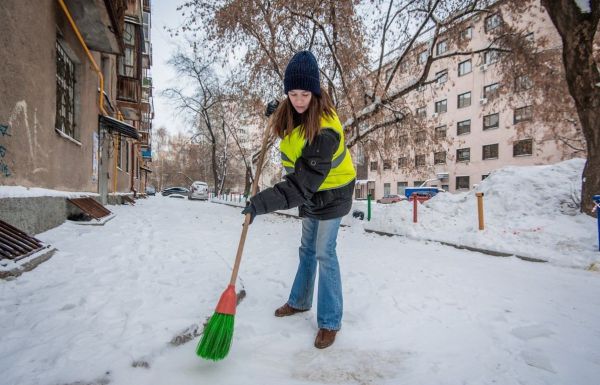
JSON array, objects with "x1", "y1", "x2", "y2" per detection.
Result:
[{"x1": 541, "y1": 0, "x2": 600, "y2": 215}]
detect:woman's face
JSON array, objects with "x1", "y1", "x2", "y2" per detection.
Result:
[{"x1": 288, "y1": 90, "x2": 312, "y2": 114}]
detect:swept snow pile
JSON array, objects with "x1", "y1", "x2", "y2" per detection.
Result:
[{"x1": 352, "y1": 159, "x2": 598, "y2": 268}]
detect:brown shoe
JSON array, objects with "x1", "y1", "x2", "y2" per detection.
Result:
[
  {"x1": 274, "y1": 303, "x2": 309, "y2": 317},
  {"x1": 314, "y1": 328, "x2": 337, "y2": 349}
]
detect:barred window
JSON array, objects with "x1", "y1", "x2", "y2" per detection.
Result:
[
  {"x1": 457, "y1": 120, "x2": 471, "y2": 135},
  {"x1": 483, "y1": 113, "x2": 499, "y2": 130},
  {"x1": 457, "y1": 92, "x2": 471, "y2": 108},
  {"x1": 482, "y1": 144, "x2": 499, "y2": 160},
  {"x1": 457, "y1": 148, "x2": 470, "y2": 162},
  {"x1": 434, "y1": 151, "x2": 446, "y2": 165},
  {"x1": 513, "y1": 139, "x2": 533, "y2": 156},
  {"x1": 456, "y1": 176, "x2": 470, "y2": 190},
  {"x1": 55, "y1": 41, "x2": 76, "y2": 139}
]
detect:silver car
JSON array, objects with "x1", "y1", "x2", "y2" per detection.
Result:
[{"x1": 189, "y1": 181, "x2": 209, "y2": 200}]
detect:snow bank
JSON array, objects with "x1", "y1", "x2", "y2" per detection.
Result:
[{"x1": 0, "y1": 186, "x2": 98, "y2": 198}]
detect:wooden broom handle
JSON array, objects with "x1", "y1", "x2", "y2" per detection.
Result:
[{"x1": 229, "y1": 119, "x2": 272, "y2": 286}]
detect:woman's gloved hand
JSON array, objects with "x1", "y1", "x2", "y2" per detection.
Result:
[
  {"x1": 265, "y1": 100, "x2": 279, "y2": 117},
  {"x1": 241, "y1": 201, "x2": 257, "y2": 224}
]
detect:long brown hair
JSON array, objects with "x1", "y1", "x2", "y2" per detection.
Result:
[{"x1": 269, "y1": 89, "x2": 336, "y2": 144}]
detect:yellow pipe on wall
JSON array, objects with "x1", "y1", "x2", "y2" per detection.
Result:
[{"x1": 57, "y1": 0, "x2": 107, "y2": 116}]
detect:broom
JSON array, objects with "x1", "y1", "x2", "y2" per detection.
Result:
[{"x1": 196, "y1": 106, "x2": 274, "y2": 361}]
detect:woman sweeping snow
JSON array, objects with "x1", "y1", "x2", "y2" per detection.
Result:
[{"x1": 242, "y1": 50, "x2": 356, "y2": 349}]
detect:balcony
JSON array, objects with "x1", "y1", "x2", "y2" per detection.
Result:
[{"x1": 117, "y1": 77, "x2": 140, "y2": 103}]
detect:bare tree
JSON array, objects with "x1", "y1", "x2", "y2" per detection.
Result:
[{"x1": 540, "y1": 0, "x2": 600, "y2": 215}]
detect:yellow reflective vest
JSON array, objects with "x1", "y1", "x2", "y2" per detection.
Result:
[{"x1": 279, "y1": 111, "x2": 356, "y2": 191}]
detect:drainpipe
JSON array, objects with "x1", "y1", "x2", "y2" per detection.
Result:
[{"x1": 58, "y1": 0, "x2": 115, "y2": 201}]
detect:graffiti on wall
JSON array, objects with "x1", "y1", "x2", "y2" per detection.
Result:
[{"x1": 0, "y1": 123, "x2": 11, "y2": 177}]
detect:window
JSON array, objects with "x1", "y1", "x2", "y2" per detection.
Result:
[
  {"x1": 483, "y1": 83, "x2": 500, "y2": 99},
  {"x1": 458, "y1": 59, "x2": 472, "y2": 76},
  {"x1": 398, "y1": 157, "x2": 408, "y2": 168},
  {"x1": 370, "y1": 161, "x2": 378, "y2": 171},
  {"x1": 435, "y1": 125, "x2": 447, "y2": 139},
  {"x1": 457, "y1": 92, "x2": 471, "y2": 108},
  {"x1": 457, "y1": 147, "x2": 470, "y2": 162},
  {"x1": 416, "y1": 106, "x2": 427, "y2": 118},
  {"x1": 119, "y1": 22, "x2": 137, "y2": 77},
  {"x1": 434, "y1": 151, "x2": 446, "y2": 164},
  {"x1": 415, "y1": 130, "x2": 427, "y2": 143},
  {"x1": 418, "y1": 50, "x2": 428, "y2": 64},
  {"x1": 461, "y1": 26, "x2": 473, "y2": 40},
  {"x1": 435, "y1": 69, "x2": 448, "y2": 84},
  {"x1": 435, "y1": 99, "x2": 447, "y2": 114},
  {"x1": 484, "y1": 50, "x2": 500, "y2": 65},
  {"x1": 383, "y1": 160, "x2": 391, "y2": 170},
  {"x1": 457, "y1": 120, "x2": 471, "y2": 135},
  {"x1": 414, "y1": 180, "x2": 425, "y2": 187},
  {"x1": 397, "y1": 182, "x2": 408, "y2": 195},
  {"x1": 384, "y1": 183, "x2": 391, "y2": 196},
  {"x1": 482, "y1": 143, "x2": 499, "y2": 160},
  {"x1": 513, "y1": 139, "x2": 533, "y2": 156},
  {"x1": 55, "y1": 41, "x2": 76, "y2": 139},
  {"x1": 415, "y1": 154, "x2": 426, "y2": 167},
  {"x1": 482, "y1": 174, "x2": 489, "y2": 180},
  {"x1": 485, "y1": 13, "x2": 502, "y2": 32},
  {"x1": 442, "y1": 184, "x2": 449, "y2": 191},
  {"x1": 514, "y1": 106, "x2": 533, "y2": 124},
  {"x1": 456, "y1": 176, "x2": 470, "y2": 190},
  {"x1": 483, "y1": 113, "x2": 499, "y2": 130},
  {"x1": 399, "y1": 134, "x2": 408, "y2": 147},
  {"x1": 436, "y1": 40, "x2": 448, "y2": 56},
  {"x1": 515, "y1": 75, "x2": 533, "y2": 91}
]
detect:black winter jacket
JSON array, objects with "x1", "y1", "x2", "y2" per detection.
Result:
[{"x1": 250, "y1": 128, "x2": 355, "y2": 220}]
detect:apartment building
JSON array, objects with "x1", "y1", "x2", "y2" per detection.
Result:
[
  {"x1": 359, "y1": 1, "x2": 583, "y2": 199},
  {"x1": 0, "y1": 0, "x2": 153, "y2": 203}
]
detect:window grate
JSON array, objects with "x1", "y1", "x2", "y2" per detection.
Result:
[
  {"x1": 67, "y1": 198, "x2": 112, "y2": 219},
  {"x1": 0, "y1": 220, "x2": 45, "y2": 261}
]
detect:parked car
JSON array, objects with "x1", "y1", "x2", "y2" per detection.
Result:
[
  {"x1": 145, "y1": 185, "x2": 156, "y2": 196},
  {"x1": 189, "y1": 181, "x2": 209, "y2": 200},
  {"x1": 161, "y1": 187, "x2": 190, "y2": 198},
  {"x1": 377, "y1": 194, "x2": 405, "y2": 204},
  {"x1": 404, "y1": 187, "x2": 444, "y2": 202}
]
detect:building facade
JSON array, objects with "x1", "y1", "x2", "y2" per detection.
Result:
[
  {"x1": 358, "y1": 1, "x2": 583, "y2": 199},
  {"x1": 0, "y1": 0, "x2": 153, "y2": 203}
]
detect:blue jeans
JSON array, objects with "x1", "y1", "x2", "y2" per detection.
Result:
[{"x1": 287, "y1": 216, "x2": 343, "y2": 330}]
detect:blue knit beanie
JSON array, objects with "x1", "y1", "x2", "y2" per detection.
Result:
[{"x1": 284, "y1": 51, "x2": 321, "y2": 96}]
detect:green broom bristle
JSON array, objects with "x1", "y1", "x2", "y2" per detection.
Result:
[{"x1": 196, "y1": 312, "x2": 235, "y2": 361}]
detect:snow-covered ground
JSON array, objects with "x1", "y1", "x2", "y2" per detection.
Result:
[{"x1": 1, "y1": 190, "x2": 600, "y2": 384}]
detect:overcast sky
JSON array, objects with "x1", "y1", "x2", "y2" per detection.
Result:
[{"x1": 150, "y1": 0, "x2": 188, "y2": 135}]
